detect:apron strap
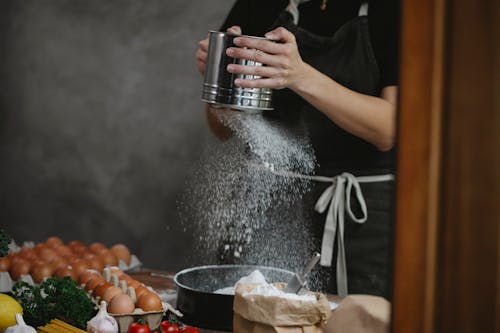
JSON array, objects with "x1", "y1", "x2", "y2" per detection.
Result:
[
  {"x1": 286, "y1": 0, "x2": 313, "y2": 25},
  {"x1": 313, "y1": 172, "x2": 393, "y2": 296},
  {"x1": 254, "y1": 161, "x2": 394, "y2": 297},
  {"x1": 358, "y1": 1, "x2": 369, "y2": 16},
  {"x1": 286, "y1": 1, "x2": 369, "y2": 27}
]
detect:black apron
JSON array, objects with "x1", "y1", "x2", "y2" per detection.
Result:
[{"x1": 263, "y1": 2, "x2": 395, "y2": 298}]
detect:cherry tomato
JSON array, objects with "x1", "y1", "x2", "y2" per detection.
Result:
[
  {"x1": 160, "y1": 321, "x2": 179, "y2": 333},
  {"x1": 128, "y1": 321, "x2": 151, "y2": 333},
  {"x1": 179, "y1": 326, "x2": 200, "y2": 333}
]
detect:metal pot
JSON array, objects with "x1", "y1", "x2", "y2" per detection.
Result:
[
  {"x1": 174, "y1": 265, "x2": 294, "y2": 331},
  {"x1": 202, "y1": 31, "x2": 273, "y2": 112}
]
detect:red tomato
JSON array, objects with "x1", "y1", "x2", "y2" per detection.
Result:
[
  {"x1": 128, "y1": 321, "x2": 151, "y2": 333},
  {"x1": 179, "y1": 326, "x2": 200, "y2": 333},
  {"x1": 160, "y1": 321, "x2": 179, "y2": 333}
]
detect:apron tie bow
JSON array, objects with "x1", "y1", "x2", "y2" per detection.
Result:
[
  {"x1": 314, "y1": 172, "x2": 367, "y2": 296},
  {"x1": 254, "y1": 162, "x2": 394, "y2": 297},
  {"x1": 314, "y1": 172, "x2": 394, "y2": 296}
]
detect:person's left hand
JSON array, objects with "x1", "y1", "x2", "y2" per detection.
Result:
[{"x1": 225, "y1": 27, "x2": 307, "y2": 90}]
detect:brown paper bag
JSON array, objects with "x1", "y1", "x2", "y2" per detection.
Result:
[
  {"x1": 233, "y1": 283, "x2": 331, "y2": 333},
  {"x1": 324, "y1": 295, "x2": 391, "y2": 333}
]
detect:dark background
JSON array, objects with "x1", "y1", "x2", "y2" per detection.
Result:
[{"x1": 0, "y1": 0, "x2": 234, "y2": 271}]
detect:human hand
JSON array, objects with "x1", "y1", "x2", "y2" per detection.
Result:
[
  {"x1": 225, "y1": 27, "x2": 307, "y2": 90},
  {"x1": 195, "y1": 35, "x2": 209, "y2": 75},
  {"x1": 196, "y1": 25, "x2": 242, "y2": 75}
]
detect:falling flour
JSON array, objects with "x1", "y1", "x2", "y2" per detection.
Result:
[{"x1": 179, "y1": 108, "x2": 316, "y2": 275}]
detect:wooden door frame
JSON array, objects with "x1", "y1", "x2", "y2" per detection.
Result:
[
  {"x1": 391, "y1": 0, "x2": 445, "y2": 331},
  {"x1": 392, "y1": 0, "x2": 499, "y2": 332}
]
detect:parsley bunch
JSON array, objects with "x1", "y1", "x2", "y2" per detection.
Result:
[{"x1": 12, "y1": 277, "x2": 97, "y2": 329}]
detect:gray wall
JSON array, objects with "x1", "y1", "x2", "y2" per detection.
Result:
[{"x1": 0, "y1": 0, "x2": 235, "y2": 271}]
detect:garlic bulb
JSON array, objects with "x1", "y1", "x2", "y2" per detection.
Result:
[
  {"x1": 5, "y1": 314, "x2": 36, "y2": 333},
  {"x1": 87, "y1": 301, "x2": 119, "y2": 333}
]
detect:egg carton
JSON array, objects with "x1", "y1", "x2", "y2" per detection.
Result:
[
  {"x1": 0, "y1": 270, "x2": 32, "y2": 292},
  {"x1": 8, "y1": 240, "x2": 141, "y2": 267},
  {"x1": 110, "y1": 303, "x2": 182, "y2": 333},
  {"x1": 0, "y1": 245, "x2": 142, "y2": 293},
  {"x1": 0, "y1": 257, "x2": 141, "y2": 293},
  {"x1": 112, "y1": 309, "x2": 164, "y2": 333}
]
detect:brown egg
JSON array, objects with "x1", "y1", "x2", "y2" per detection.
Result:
[
  {"x1": 50, "y1": 257, "x2": 68, "y2": 271},
  {"x1": 85, "y1": 277, "x2": 106, "y2": 292},
  {"x1": 18, "y1": 248, "x2": 38, "y2": 262},
  {"x1": 126, "y1": 279, "x2": 141, "y2": 289},
  {"x1": 110, "y1": 244, "x2": 131, "y2": 265},
  {"x1": 85, "y1": 256, "x2": 104, "y2": 273},
  {"x1": 102, "y1": 286, "x2": 123, "y2": 303},
  {"x1": 10, "y1": 259, "x2": 32, "y2": 280},
  {"x1": 68, "y1": 240, "x2": 85, "y2": 249},
  {"x1": 69, "y1": 259, "x2": 89, "y2": 277},
  {"x1": 94, "y1": 282, "x2": 112, "y2": 298},
  {"x1": 118, "y1": 273, "x2": 133, "y2": 281},
  {"x1": 134, "y1": 285, "x2": 150, "y2": 299},
  {"x1": 71, "y1": 245, "x2": 89, "y2": 256},
  {"x1": 45, "y1": 236, "x2": 64, "y2": 249},
  {"x1": 98, "y1": 250, "x2": 118, "y2": 267},
  {"x1": 82, "y1": 252, "x2": 96, "y2": 260},
  {"x1": 30, "y1": 259, "x2": 48, "y2": 268},
  {"x1": 136, "y1": 291, "x2": 163, "y2": 312},
  {"x1": 54, "y1": 266, "x2": 77, "y2": 281},
  {"x1": 55, "y1": 245, "x2": 74, "y2": 258},
  {"x1": 108, "y1": 293, "x2": 135, "y2": 314},
  {"x1": 89, "y1": 242, "x2": 107, "y2": 254},
  {"x1": 30, "y1": 263, "x2": 53, "y2": 284},
  {"x1": 8, "y1": 254, "x2": 22, "y2": 265},
  {"x1": 0, "y1": 256, "x2": 11, "y2": 272},
  {"x1": 34, "y1": 243, "x2": 48, "y2": 254},
  {"x1": 78, "y1": 270, "x2": 101, "y2": 285},
  {"x1": 38, "y1": 248, "x2": 59, "y2": 262}
]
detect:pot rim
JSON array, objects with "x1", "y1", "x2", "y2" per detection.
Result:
[{"x1": 174, "y1": 264, "x2": 293, "y2": 294}]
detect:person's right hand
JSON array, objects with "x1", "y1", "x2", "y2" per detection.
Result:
[{"x1": 196, "y1": 25, "x2": 242, "y2": 75}]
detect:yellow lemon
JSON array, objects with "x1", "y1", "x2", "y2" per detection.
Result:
[{"x1": 0, "y1": 294, "x2": 23, "y2": 332}]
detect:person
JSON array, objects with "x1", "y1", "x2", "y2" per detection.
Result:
[{"x1": 195, "y1": 0, "x2": 399, "y2": 298}]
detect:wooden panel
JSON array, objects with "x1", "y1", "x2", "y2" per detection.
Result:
[
  {"x1": 436, "y1": 0, "x2": 500, "y2": 331},
  {"x1": 393, "y1": 0, "x2": 500, "y2": 331},
  {"x1": 391, "y1": 0, "x2": 445, "y2": 331}
]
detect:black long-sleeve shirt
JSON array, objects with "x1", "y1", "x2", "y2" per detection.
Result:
[{"x1": 220, "y1": 0, "x2": 400, "y2": 88}]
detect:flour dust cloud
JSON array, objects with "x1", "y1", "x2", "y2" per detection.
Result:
[{"x1": 179, "y1": 107, "x2": 316, "y2": 274}]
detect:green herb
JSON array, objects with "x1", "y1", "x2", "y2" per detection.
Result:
[
  {"x1": 11, "y1": 281, "x2": 51, "y2": 327},
  {"x1": 0, "y1": 229, "x2": 11, "y2": 257},
  {"x1": 12, "y1": 277, "x2": 97, "y2": 329}
]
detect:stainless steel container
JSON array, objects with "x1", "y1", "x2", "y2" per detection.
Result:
[{"x1": 202, "y1": 31, "x2": 273, "y2": 112}]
